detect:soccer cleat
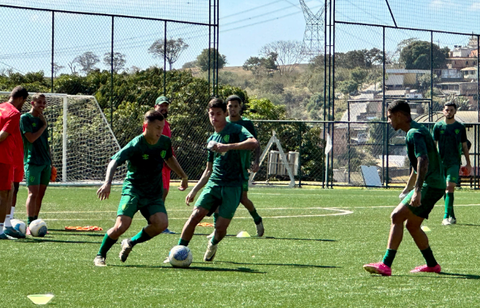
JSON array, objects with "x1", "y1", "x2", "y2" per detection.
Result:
[
  {"x1": 204, "y1": 241, "x2": 218, "y2": 262},
  {"x1": 119, "y1": 239, "x2": 133, "y2": 262},
  {"x1": 4, "y1": 226, "x2": 26, "y2": 239},
  {"x1": 94, "y1": 256, "x2": 106, "y2": 267},
  {"x1": 206, "y1": 231, "x2": 215, "y2": 239},
  {"x1": 256, "y1": 220, "x2": 265, "y2": 237},
  {"x1": 363, "y1": 262, "x2": 392, "y2": 276},
  {"x1": 449, "y1": 218, "x2": 456, "y2": 225},
  {"x1": 442, "y1": 218, "x2": 451, "y2": 225},
  {"x1": 161, "y1": 228, "x2": 176, "y2": 234},
  {"x1": 0, "y1": 233, "x2": 9, "y2": 240},
  {"x1": 410, "y1": 264, "x2": 441, "y2": 273}
]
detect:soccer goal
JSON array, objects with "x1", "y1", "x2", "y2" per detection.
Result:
[{"x1": 0, "y1": 92, "x2": 126, "y2": 185}]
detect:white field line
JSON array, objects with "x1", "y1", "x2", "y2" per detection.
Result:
[{"x1": 34, "y1": 203, "x2": 480, "y2": 221}]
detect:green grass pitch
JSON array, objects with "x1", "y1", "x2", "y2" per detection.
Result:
[{"x1": 2, "y1": 186, "x2": 480, "y2": 307}]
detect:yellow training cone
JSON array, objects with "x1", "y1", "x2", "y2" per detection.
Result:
[
  {"x1": 27, "y1": 294, "x2": 54, "y2": 305},
  {"x1": 421, "y1": 226, "x2": 431, "y2": 232},
  {"x1": 236, "y1": 231, "x2": 251, "y2": 238}
]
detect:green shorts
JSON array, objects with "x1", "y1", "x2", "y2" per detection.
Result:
[
  {"x1": 117, "y1": 193, "x2": 166, "y2": 221},
  {"x1": 25, "y1": 164, "x2": 51, "y2": 186},
  {"x1": 401, "y1": 186, "x2": 445, "y2": 219},
  {"x1": 444, "y1": 165, "x2": 460, "y2": 184},
  {"x1": 242, "y1": 180, "x2": 249, "y2": 192},
  {"x1": 195, "y1": 183, "x2": 242, "y2": 220}
]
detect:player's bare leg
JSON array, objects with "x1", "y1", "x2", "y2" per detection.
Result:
[{"x1": 241, "y1": 191, "x2": 264, "y2": 236}]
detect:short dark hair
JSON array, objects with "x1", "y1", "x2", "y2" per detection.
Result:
[
  {"x1": 207, "y1": 97, "x2": 226, "y2": 112},
  {"x1": 387, "y1": 100, "x2": 411, "y2": 120},
  {"x1": 226, "y1": 94, "x2": 242, "y2": 105},
  {"x1": 144, "y1": 110, "x2": 164, "y2": 123},
  {"x1": 444, "y1": 101, "x2": 457, "y2": 110},
  {"x1": 32, "y1": 93, "x2": 46, "y2": 102},
  {"x1": 10, "y1": 86, "x2": 28, "y2": 100}
]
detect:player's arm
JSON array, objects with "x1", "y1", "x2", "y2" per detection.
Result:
[
  {"x1": 96, "y1": 160, "x2": 119, "y2": 200},
  {"x1": 461, "y1": 134, "x2": 472, "y2": 174},
  {"x1": 411, "y1": 155, "x2": 429, "y2": 207},
  {"x1": 213, "y1": 137, "x2": 259, "y2": 153},
  {"x1": 23, "y1": 115, "x2": 47, "y2": 143},
  {"x1": 164, "y1": 156, "x2": 188, "y2": 191},
  {"x1": 0, "y1": 130, "x2": 9, "y2": 143},
  {"x1": 185, "y1": 162, "x2": 212, "y2": 206}
]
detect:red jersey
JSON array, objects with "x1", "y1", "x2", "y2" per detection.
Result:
[
  {"x1": 0, "y1": 102, "x2": 23, "y2": 165},
  {"x1": 142, "y1": 119, "x2": 173, "y2": 171}
]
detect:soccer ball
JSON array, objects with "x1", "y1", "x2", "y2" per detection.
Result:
[
  {"x1": 168, "y1": 245, "x2": 193, "y2": 268},
  {"x1": 10, "y1": 219, "x2": 26, "y2": 234},
  {"x1": 29, "y1": 219, "x2": 48, "y2": 237}
]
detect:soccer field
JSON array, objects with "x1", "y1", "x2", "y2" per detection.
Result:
[{"x1": 3, "y1": 186, "x2": 480, "y2": 307}]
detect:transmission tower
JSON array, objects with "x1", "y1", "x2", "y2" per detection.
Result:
[{"x1": 299, "y1": 0, "x2": 325, "y2": 57}]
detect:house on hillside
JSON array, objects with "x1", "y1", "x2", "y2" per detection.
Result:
[{"x1": 385, "y1": 69, "x2": 431, "y2": 88}]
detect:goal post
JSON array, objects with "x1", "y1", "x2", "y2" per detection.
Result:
[{"x1": 0, "y1": 92, "x2": 126, "y2": 185}]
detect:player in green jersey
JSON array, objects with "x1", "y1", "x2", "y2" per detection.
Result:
[
  {"x1": 176, "y1": 98, "x2": 258, "y2": 262},
  {"x1": 433, "y1": 102, "x2": 471, "y2": 225},
  {"x1": 20, "y1": 93, "x2": 52, "y2": 232},
  {"x1": 94, "y1": 110, "x2": 188, "y2": 267},
  {"x1": 364, "y1": 100, "x2": 445, "y2": 276},
  {"x1": 205, "y1": 95, "x2": 264, "y2": 238}
]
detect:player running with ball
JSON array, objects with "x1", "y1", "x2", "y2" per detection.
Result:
[
  {"x1": 94, "y1": 110, "x2": 188, "y2": 267},
  {"x1": 176, "y1": 98, "x2": 258, "y2": 262},
  {"x1": 364, "y1": 100, "x2": 445, "y2": 276}
]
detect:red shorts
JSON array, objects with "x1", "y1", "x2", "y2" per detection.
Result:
[
  {"x1": 0, "y1": 163, "x2": 13, "y2": 191},
  {"x1": 162, "y1": 168, "x2": 171, "y2": 191},
  {"x1": 13, "y1": 165, "x2": 24, "y2": 183}
]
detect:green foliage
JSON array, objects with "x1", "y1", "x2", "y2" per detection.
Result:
[
  {"x1": 337, "y1": 80, "x2": 358, "y2": 95},
  {"x1": 148, "y1": 38, "x2": 189, "y2": 70},
  {"x1": 335, "y1": 48, "x2": 383, "y2": 69},
  {"x1": 399, "y1": 40, "x2": 449, "y2": 69},
  {"x1": 196, "y1": 48, "x2": 227, "y2": 71},
  {"x1": 242, "y1": 53, "x2": 278, "y2": 75},
  {"x1": 0, "y1": 71, "x2": 50, "y2": 92}
]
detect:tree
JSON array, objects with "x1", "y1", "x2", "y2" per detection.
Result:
[
  {"x1": 399, "y1": 41, "x2": 449, "y2": 69},
  {"x1": 335, "y1": 48, "x2": 383, "y2": 69},
  {"x1": 196, "y1": 48, "x2": 227, "y2": 71},
  {"x1": 260, "y1": 40, "x2": 306, "y2": 75},
  {"x1": 148, "y1": 38, "x2": 189, "y2": 70},
  {"x1": 73, "y1": 52, "x2": 100, "y2": 74},
  {"x1": 52, "y1": 62, "x2": 65, "y2": 77},
  {"x1": 103, "y1": 52, "x2": 126, "y2": 72},
  {"x1": 243, "y1": 53, "x2": 278, "y2": 75}
]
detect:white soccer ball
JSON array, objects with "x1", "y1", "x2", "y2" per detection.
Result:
[
  {"x1": 168, "y1": 245, "x2": 193, "y2": 268},
  {"x1": 10, "y1": 219, "x2": 26, "y2": 234},
  {"x1": 29, "y1": 219, "x2": 48, "y2": 237}
]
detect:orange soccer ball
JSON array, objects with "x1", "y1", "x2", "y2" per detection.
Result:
[{"x1": 460, "y1": 166, "x2": 470, "y2": 176}]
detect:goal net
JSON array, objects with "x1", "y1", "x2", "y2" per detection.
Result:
[{"x1": 0, "y1": 92, "x2": 126, "y2": 185}]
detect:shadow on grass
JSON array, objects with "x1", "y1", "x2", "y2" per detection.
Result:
[
  {"x1": 438, "y1": 272, "x2": 480, "y2": 280},
  {"x1": 218, "y1": 261, "x2": 339, "y2": 269},
  {"x1": 112, "y1": 264, "x2": 265, "y2": 273},
  {"x1": 14, "y1": 237, "x2": 100, "y2": 245},
  {"x1": 455, "y1": 223, "x2": 480, "y2": 227},
  {"x1": 193, "y1": 233, "x2": 336, "y2": 242},
  {"x1": 48, "y1": 229, "x2": 105, "y2": 237}
]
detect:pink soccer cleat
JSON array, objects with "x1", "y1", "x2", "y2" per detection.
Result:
[
  {"x1": 363, "y1": 262, "x2": 392, "y2": 276},
  {"x1": 410, "y1": 264, "x2": 441, "y2": 273}
]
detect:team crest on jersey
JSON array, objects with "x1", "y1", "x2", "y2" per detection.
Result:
[
  {"x1": 142, "y1": 154, "x2": 149, "y2": 160},
  {"x1": 160, "y1": 150, "x2": 166, "y2": 158},
  {"x1": 32, "y1": 122, "x2": 37, "y2": 127},
  {"x1": 440, "y1": 130, "x2": 444, "y2": 134},
  {"x1": 223, "y1": 135, "x2": 230, "y2": 143},
  {"x1": 455, "y1": 129, "x2": 460, "y2": 134}
]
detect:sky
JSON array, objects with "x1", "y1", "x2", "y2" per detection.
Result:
[{"x1": 1, "y1": 0, "x2": 480, "y2": 74}]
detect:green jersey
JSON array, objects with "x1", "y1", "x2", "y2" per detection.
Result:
[
  {"x1": 20, "y1": 113, "x2": 51, "y2": 166},
  {"x1": 406, "y1": 121, "x2": 445, "y2": 190},
  {"x1": 227, "y1": 116, "x2": 257, "y2": 180},
  {"x1": 207, "y1": 122, "x2": 254, "y2": 187},
  {"x1": 433, "y1": 120, "x2": 467, "y2": 167},
  {"x1": 112, "y1": 134, "x2": 172, "y2": 198}
]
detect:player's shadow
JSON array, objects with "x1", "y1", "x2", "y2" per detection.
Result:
[
  {"x1": 194, "y1": 233, "x2": 336, "y2": 242},
  {"x1": 15, "y1": 237, "x2": 100, "y2": 245},
  {"x1": 114, "y1": 264, "x2": 265, "y2": 274},
  {"x1": 438, "y1": 272, "x2": 480, "y2": 280},
  {"x1": 455, "y1": 223, "x2": 480, "y2": 227},
  {"x1": 218, "y1": 260, "x2": 339, "y2": 269}
]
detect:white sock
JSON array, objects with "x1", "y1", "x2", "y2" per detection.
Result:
[
  {"x1": 10, "y1": 206, "x2": 15, "y2": 219},
  {"x1": 4, "y1": 216, "x2": 11, "y2": 227},
  {"x1": 0, "y1": 223, "x2": 4, "y2": 234}
]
